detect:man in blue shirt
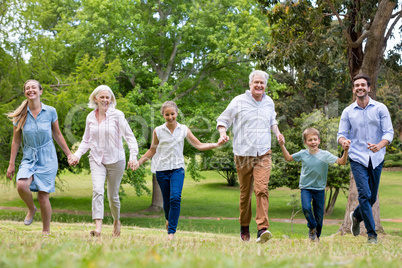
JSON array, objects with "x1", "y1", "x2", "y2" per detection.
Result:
[{"x1": 337, "y1": 73, "x2": 394, "y2": 244}]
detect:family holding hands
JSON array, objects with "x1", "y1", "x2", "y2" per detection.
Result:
[{"x1": 6, "y1": 71, "x2": 393, "y2": 245}]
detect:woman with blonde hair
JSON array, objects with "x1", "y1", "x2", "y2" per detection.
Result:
[
  {"x1": 6, "y1": 79, "x2": 74, "y2": 235},
  {"x1": 69, "y1": 85, "x2": 139, "y2": 237}
]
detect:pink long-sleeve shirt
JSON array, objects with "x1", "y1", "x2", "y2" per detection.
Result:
[{"x1": 74, "y1": 108, "x2": 138, "y2": 165}]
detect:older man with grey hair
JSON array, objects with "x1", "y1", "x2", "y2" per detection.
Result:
[{"x1": 217, "y1": 70, "x2": 283, "y2": 243}]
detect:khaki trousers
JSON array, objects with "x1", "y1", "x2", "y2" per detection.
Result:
[
  {"x1": 235, "y1": 151, "x2": 271, "y2": 230},
  {"x1": 89, "y1": 158, "x2": 125, "y2": 220}
]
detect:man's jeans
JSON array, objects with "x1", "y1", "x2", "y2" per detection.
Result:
[
  {"x1": 301, "y1": 189, "x2": 325, "y2": 237},
  {"x1": 156, "y1": 168, "x2": 185, "y2": 234},
  {"x1": 349, "y1": 158, "x2": 383, "y2": 238}
]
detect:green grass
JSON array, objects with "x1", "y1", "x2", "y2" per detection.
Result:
[
  {"x1": 0, "y1": 220, "x2": 401, "y2": 268},
  {"x1": 0, "y1": 170, "x2": 401, "y2": 267},
  {"x1": 2, "y1": 170, "x2": 401, "y2": 219}
]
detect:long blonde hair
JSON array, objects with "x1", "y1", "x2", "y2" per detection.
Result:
[{"x1": 6, "y1": 80, "x2": 42, "y2": 132}]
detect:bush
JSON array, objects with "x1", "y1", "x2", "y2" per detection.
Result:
[{"x1": 384, "y1": 153, "x2": 402, "y2": 167}]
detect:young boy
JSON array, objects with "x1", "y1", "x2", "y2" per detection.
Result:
[{"x1": 279, "y1": 128, "x2": 349, "y2": 241}]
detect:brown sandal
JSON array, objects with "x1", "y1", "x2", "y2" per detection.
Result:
[{"x1": 90, "y1": 230, "x2": 101, "y2": 237}]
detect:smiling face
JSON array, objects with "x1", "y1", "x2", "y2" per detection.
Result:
[
  {"x1": 304, "y1": 134, "x2": 320, "y2": 152},
  {"x1": 353, "y1": 78, "x2": 370, "y2": 100},
  {"x1": 162, "y1": 106, "x2": 177, "y2": 126},
  {"x1": 249, "y1": 75, "x2": 266, "y2": 101},
  {"x1": 95, "y1": 90, "x2": 112, "y2": 111},
  {"x1": 24, "y1": 81, "x2": 42, "y2": 101}
]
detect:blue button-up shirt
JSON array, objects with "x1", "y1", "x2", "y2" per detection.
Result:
[
  {"x1": 337, "y1": 98, "x2": 394, "y2": 169},
  {"x1": 217, "y1": 90, "x2": 278, "y2": 156}
]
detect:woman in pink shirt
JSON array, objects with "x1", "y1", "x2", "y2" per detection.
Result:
[{"x1": 70, "y1": 85, "x2": 139, "y2": 237}]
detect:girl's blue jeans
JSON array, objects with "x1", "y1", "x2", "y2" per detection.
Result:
[{"x1": 156, "y1": 168, "x2": 185, "y2": 234}]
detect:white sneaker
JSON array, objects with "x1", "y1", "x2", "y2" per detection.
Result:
[{"x1": 256, "y1": 229, "x2": 272, "y2": 243}]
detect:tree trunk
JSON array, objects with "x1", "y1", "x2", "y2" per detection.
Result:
[
  {"x1": 337, "y1": 171, "x2": 384, "y2": 235},
  {"x1": 325, "y1": 187, "x2": 339, "y2": 215},
  {"x1": 360, "y1": 0, "x2": 397, "y2": 96},
  {"x1": 143, "y1": 174, "x2": 163, "y2": 212}
]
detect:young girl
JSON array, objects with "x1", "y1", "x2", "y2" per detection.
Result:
[
  {"x1": 6, "y1": 79, "x2": 74, "y2": 235},
  {"x1": 134, "y1": 101, "x2": 226, "y2": 240}
]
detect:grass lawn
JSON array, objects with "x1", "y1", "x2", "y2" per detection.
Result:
[
  {"x1": 0, "y1": 170, "x2": 401, "y2": 267},
  {"x1": 0, "y1": 170, "x2": 401, "y2": 237},
  {"x1": 0, "y1": 220, "x2": 401, "y2": 268}
]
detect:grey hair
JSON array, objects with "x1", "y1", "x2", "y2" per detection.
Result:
[
  {"x1": 88, "y1": 85, "x2": 117, "y2": 109},
  {"x1": 249, "y1": 70, "x2": 269, "y2": 85}
]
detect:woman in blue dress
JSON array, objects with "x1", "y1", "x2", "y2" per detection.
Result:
[{"x1": 6, "y1": 80, "x2": 74, "y2": 235}]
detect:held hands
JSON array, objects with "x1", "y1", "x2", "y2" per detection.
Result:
[
  {"x1": 127, "y1": 160, "x2": 140, "y2": 171},
  {"x1": 277, "y1": 134, "x2": 285, "y2": 146},
  {"x1": 219, "y1": 133, "x2": 230, "y2": 143},
  {"x1": 217, "y1": 135, "x2": 228, "y2": 146},
  {"x1": 68, "y1": 155, "x2": 80, "y2": 167},
  {"x1": 342, "y1": 139, "x2": 351, "y2": 151}
]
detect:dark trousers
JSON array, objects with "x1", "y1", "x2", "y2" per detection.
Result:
[
  {"x1": 301, "y1": 189, "x2": 325, "y2": 237},
  {"x1": 349, "y1": 158, "x2": 383, "y2": 238}
]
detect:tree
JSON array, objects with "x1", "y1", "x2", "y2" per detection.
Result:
[
  {"x1": 253, "y1": 0, "x2": 401, "y2": 234},
  {"x1": 4, "y1": 0, "x2": 271, "y2": 210}
]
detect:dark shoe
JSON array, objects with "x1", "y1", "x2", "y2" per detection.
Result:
[
  {"x1": 256, "y1": 228, "x2": 272, "y2": 243},
  {"x1": 240, "y1": 226, "x2": 250, "y2": 241},
  {"x1": 309, "y1": 228, "x2": 317, "y2": 241},
  {"x1": 350, "y1": 211, "x2": 360, "y2": 236},
  {"x1": 24, "y1": 206, "x2": 37, "y2": 226},
  {"x1": 367, "y1": 236, "x2": 378, "y2": 244}
]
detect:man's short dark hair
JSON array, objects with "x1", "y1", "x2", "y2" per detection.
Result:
[{"x1": 353, "y1": 74, "x2": 371, "y2": 87}]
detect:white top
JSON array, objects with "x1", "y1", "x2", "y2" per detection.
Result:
[
  {"x1": 216, "y1": 90, "x2": 278, "y2": 156},
  {"x1": 151, "y1": 122, "x2": 188, "y2": 173},
  {"x1": 74, "y1": 108, "x2": 139, "y2": 165}
]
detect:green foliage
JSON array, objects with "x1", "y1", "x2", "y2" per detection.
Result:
[
  {"x1": 253, "y1": 0, "x2": 337, "y2": 72},
  {"x1": 384, "y1": 153, "x2": 402, "y2": 167},
  {"x1": 202, "y1": 146, "x2": 238, "y2": 186}
]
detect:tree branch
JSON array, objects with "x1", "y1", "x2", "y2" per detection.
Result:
[
  {"x1": 385, "y1": 11, "x2": 402, "y2": 42},
  {"x1": 323, "y1": 0, "x2": 356, "y2": 46},
  {"x1": 353, "y1": 31, "x2": 370, "y2": 46}
]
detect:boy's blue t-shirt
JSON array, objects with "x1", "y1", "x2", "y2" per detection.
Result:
[{"x1": 292, "y1": 149, "x2": 338, "y2": 190}]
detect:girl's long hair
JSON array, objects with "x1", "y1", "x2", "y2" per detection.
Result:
[{"x1": 6, "y1": 80, "x2": 42, "y2": 132}]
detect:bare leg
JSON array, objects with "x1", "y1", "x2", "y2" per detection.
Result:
[
  {"x1": 37, "y1": 191, "x2": 51, "y2": 234},
  {"x1": 16, "y1": 177, "x2": 36, "y2": 220},
  {"x1": 168, "y1": 233, "x2": 175, "y2": 240}
]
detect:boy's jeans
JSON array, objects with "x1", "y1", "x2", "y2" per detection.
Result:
[
  {"x1": 301, "y1": 189, "x2": 325, "y2": 237},
  {"x1": 156, "y1": 168, "x2": 185, "y2": 234}
]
